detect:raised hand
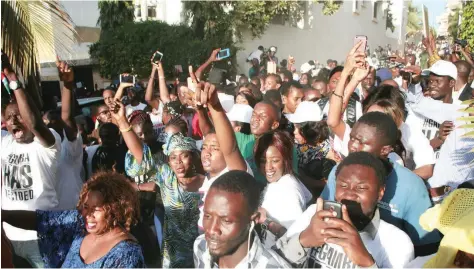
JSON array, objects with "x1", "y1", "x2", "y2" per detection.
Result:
[
  {"x1": 344, "y1": 41, "x2": 366, "y2": 72},
  {"x1": 352, "y1": 66, "x2": 372, "y2": 83},
  {"x1": 56, "y1": 56, "x2": 74, "y2": 83},
  {"x1": 299, "y1": 198, "x2": 338, "y2": 248},
  {"x1": 322, "y1": 205, "x2": 375, "y2": 267},
  {"x1": 110, "y1": 99, "x2": 127, "y2": 122},
  {"x1": 438, "y1": 121, "x2": 454, "y2": 142},
  {"x1": 209, "y1": 48, "x2": 221, "y2": 62},
  {"x1": 194, "y1": 82, "x2": 219, "y2": 108}
]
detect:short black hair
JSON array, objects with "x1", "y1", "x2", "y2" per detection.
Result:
[
  {"x1": 236, "y1": 92, "x2": 257, "y2": 108},
  {"x1": 281, "y1": 70, "x2": 293, "y2": 82},
  {"x1": 280, "y1": 81, "x2": 303, "y2": 97},
  {"x1": 336, "y1": 151, "x2": 389, "y2": 185},
  {"x1": 266, "y1": 73, "x2": 282, "y2": 86},
  {"x1": 257, "y1": 99, "x2": 282, "y2": 121},
  {"x1": 298, "y1": 121, "x2": 330, "y2": 144},
  {"x1": 356, "y1": 112, "x2": 398, "y2": 147},
  {"x1": 329, "y1": 66, "x2": 344, "y2": 81},
  {"x1": 316, "y1": 69, "x2": 331, "y2": 83},
  {"x1": 258, "y1": 45, "x2": 264, "y2": 51},
  {"x1": 210, "y1": 170, "x2": 261, "y2": 214}
]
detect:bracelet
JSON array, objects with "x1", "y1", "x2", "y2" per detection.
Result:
[
  {"x1": 332, "y1": 92, "x2": 344, "y2": 99},
  {"x1": 120, "y1": 126, "x2": 132, "y2": 133}
]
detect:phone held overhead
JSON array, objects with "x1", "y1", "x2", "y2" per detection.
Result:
[{"x1": 217, "y1": 48, "x2": 231, "y2": 60}]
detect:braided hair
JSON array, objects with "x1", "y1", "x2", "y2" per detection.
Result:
[
  {"x1": 165, "y1": 117, "x2": 188, "y2": 136},
  {"x1": 128, "y1": 110, "x2": 152, "y2": 127}
]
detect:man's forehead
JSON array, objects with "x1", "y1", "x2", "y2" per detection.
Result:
[
  {"x1": 205, "y1": 188, "x2": 247, "y2": 215},
  {"x1": 5, "y1": 103, "x2": 19, "y2": 113},
  {"x1": 103, "y1": 90, "x2": 115, "y2": 97}
]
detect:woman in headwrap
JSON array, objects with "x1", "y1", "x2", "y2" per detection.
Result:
[{"x1": 111, "y1": 100, "x2": 204, "y2": 268}]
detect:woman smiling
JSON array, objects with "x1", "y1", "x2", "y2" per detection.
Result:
[{"x1": 1, "y1": 171, "x2": 144, "y2": 268}]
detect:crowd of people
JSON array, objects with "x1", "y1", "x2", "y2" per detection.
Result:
[{"x1": 1, "y1": 30, "x2": 474, "y2": 269}]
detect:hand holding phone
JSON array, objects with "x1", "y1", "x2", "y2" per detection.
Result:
[
  {"x1": 354, "y1": 35, "x2": 368, "y2": 54},
  {"x1": 151, "y1": 51, "x2": 163, "y2": 65},
  {"x1": 217, "y1": 48, "x2": 231, "y2": 60},
  {"x1": 323, "y1": 201, "x2": 342, "y2": 219}
]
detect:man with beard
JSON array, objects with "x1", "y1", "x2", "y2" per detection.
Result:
[
  {"x1": 1, "y1": 53, "x2": 62, "y2": 267},
  {"x1": 275, "y1": 152, "x2": 414, "y2": 268},
  {"x1": 194, "y1": 170, "x2": 290, "y2": 268}
]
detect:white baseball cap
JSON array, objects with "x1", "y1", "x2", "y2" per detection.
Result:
[
  {"x1": 422, "y1": 60, "x2": 458, "y2": 80},
  {"x1": 285, "y1": 101, "x2": 323, "y2": 123},
  {"x1": 218, "y1": 92, "x2": 235, "y2": 113},
  {"x1": 226, "y1": 104, "x2": 253, "y2": 124}
]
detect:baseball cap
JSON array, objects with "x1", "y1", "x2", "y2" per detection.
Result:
[
  {"x1": 286, "y1": 101, "x2": 323, "y2": 123},
  {"x1": 226, "y1": 104, "x2": 253, "y2": 123},
  {"x1": 300, "y1": 62, "x2": 313, "y2": 74},
  {"x1": 422, "y1": 60, "x2": 458, "y2": 80},
  {"x1": 376, "y1": 68, "x2": 392, "y2": 82}
]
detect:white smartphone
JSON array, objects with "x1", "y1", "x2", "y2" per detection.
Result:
[{"x1": 152, "y1": 51, "x2": 163, "y2": 64}]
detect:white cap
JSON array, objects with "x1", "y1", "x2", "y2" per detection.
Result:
[
  {"x1": 218, "y1": 92, "x2": 235, "y2": 113},
  {"x1": 422, "y1": 60, "x2": 458, "y2": 80},
  {"x1": 300, "y1": 62, "x2": 313, "y2": 73},
  {"x1": 286, "y1": 101, "x2": 323, "y2": 123},
  {"x1": 226, "y1": 104, "x2": 253, "y2": 123}
]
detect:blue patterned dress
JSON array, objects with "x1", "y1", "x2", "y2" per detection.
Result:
[
  {"x1": 125, "y1": 145, "x2": 200, "y2": 268},
  {"x1": 36, "y1": 210, "x2": 145, "y2": 268}
]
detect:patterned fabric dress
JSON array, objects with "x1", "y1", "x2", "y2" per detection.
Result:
[
  {"x1": 125, "y1": 145, "x2": 200, "y2": 268},
  {"x1": 36, "y1": 210, "x2": 144, "y2": 268}
]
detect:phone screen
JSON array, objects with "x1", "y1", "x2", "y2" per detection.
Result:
[
  {"x1": 217, "y1": 49, "x2": 230, "y2": 59},
  {"x1": 153, "y1": 51, "x2": 163, "y2": 63},
  {"x1": 354, "y1": 35, "x2": 368, "y2": 53}
]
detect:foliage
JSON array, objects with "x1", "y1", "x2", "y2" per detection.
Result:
[
  {"x1": 89, "y1": 21, "x2": 236, "y2": 80},
  {"x1": 406, "y1": 1, "x2": 422, "y2": 38},
  {"x1": 1, "y1": 0, "x2": 77, "y2": 107},
  {"x1": 459, "y1": 1, "x2": 474, "y2": 48},
  {"x1": 317, "y1": 0, "x2": 343, "y2": 16},
  {"x1": 385, "y1": 0, "x2": 395, "y2": 32},
  {"x1": 182, "y1": 1, "x2": 342, "y2": 41},
  {"x1": 97, "y1": 0, "x2": 134, "y2": 32},
  {"x1": 448, "y1": 7, "x2": 460, "y2": 38}
]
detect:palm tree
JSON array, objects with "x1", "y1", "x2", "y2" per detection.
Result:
[
  {"x1": 406, "y1": 1, "x2": 422, "y2": 38},
  {"x1": 97, "y1": 0, "x2": 134, "y2": 32},
  {"x1": 1, "y1": 0, "x2": 76, "y2": 107}
]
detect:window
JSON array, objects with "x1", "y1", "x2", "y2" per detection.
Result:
[
  {"x1": 372, "y1": 0, "x2": 379, "y2": 22},
  {"x1": 148, "y1": 7, "x2": 156, "y2": 18},
  {"x1": 353, "y1": 0, "x2": 360, "y2": 14}
]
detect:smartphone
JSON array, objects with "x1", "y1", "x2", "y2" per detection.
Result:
[
  {"x1": 354, "y1": 35, "x2": 368, "y2": 53},
  {"x1": 323, "y1": 201, "x2": 342, "y2": 219},
  {"x1": 152, "y1": 51, "x2": 163, "y2": 64},
  {"x1": 120, "y1": 74, "x2": 135, "y2": 84},
  {"x1": 217, "y1": 48, "x2": 231, "y2": 60}
]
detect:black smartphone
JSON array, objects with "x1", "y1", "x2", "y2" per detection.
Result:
[
  {"x1": 323, "y1": 201, "x2": 342, "y2": 219},
  {"x1": 120, "y1": 75, "x2": 135, "y2": 84}
]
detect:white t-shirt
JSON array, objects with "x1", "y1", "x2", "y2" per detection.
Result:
[
  {"x1": 286, "y1": 205, "x2": 414, "y2": 268},
  {"x1": 56, "y1": 131, "x2": 84, "y2": 210},
  {"x1": 125, "y1": 102, "x2": 147, "y2": 117},
  {"x1": 198, "y1": 162, "x2": 253, "y2": 229},
  {"x1": 2, "y1": 129, "x2": 62, "y2": 241},
  {"x1": 405, "y1": 110, "x2": 441, "y2": 160},
  {"x1": 427, "y1": 123, "x2": 474, "y2": 202},
  {"x1": 399, "y1": 122, "x2": 435, "y2": 170},
  {"x1": 261, "y1": 174, "x2": 312, "y2": 247}
]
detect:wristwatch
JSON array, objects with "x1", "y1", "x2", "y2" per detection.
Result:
[
  {"x1": 261, "y1": 216, "x2": 275, "y2": 230},
  {"x1": 9, "y1": 80, "x2": 22, "y2": 91}
]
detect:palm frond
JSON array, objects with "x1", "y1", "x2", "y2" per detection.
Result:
[{"x1": 1, "y1": 0, "x2": 77, "y2": 107}]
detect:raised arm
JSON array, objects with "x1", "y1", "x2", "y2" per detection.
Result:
[
  {"x1": 56, "y1": 58, "x2": 78, "y2": 141},
  {"x1": 156, "y1": 62, "x2": 170, "y2": 104},
  {"x1": 459, "y1": 46, "x2": 474, "y2": 67},
  {"x1": 195, "y1": 82, "x2": 247, "y2": 171},
  {"x1": 114, "y1": 80, "x2": 134, "y2": 101},
  {"x1": 111, "y1": 100, "x2": 144, "y2": 163},
  {"x1": 145, "y1": 64, "x2": 160, "y2": 109},
  {"x1": 195, "y1": 48, "x2": 220, "y2": 81},
  {"x1": 327, "y1": 42, "x2": 365, "y2": 140},
  {"x1": 196, "y1": 107, "x2": 213, "y2": 137},
  {"x1": 2, "y1": 53, "x2": 55, "y2": 147}
]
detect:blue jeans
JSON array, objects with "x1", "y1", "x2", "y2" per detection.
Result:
[
  {"x1": 11, "y1": 240, "x2": 44, "y2": 268},
  {"x1": 154, "y1": 206, "x2": 164, "y2": 249}
]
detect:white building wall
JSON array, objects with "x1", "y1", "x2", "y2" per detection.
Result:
[
  {"x1": 61, "y1": 0, "x2": 100, "y2": 28},
  {"x1": 236, "y1": 0, "x2": 404, "y2": 74}
]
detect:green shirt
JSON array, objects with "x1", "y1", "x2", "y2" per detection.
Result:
[{"x1": 235, "y1": 132, "x2": 299, "y2": 186}]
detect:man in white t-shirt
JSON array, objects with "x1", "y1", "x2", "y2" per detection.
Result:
[
  {"x1": 125, "y1": 87, "x2": 148, "y2": 117},
  {"x1": 42, "y1": 60, "x2": 84, "y2": 210},
  {"x1": 194, "y1": 82, "x2": 253, "y2": 230},
  {"x1": 406, "y1": 60, "x2": 458, "y2": 161},
  {"x1": 1, "y1": 54, "x2": 62, "y2": 267},
  {"x1": 275, "y1": 152, "x2": 414, "y2": 268}
]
